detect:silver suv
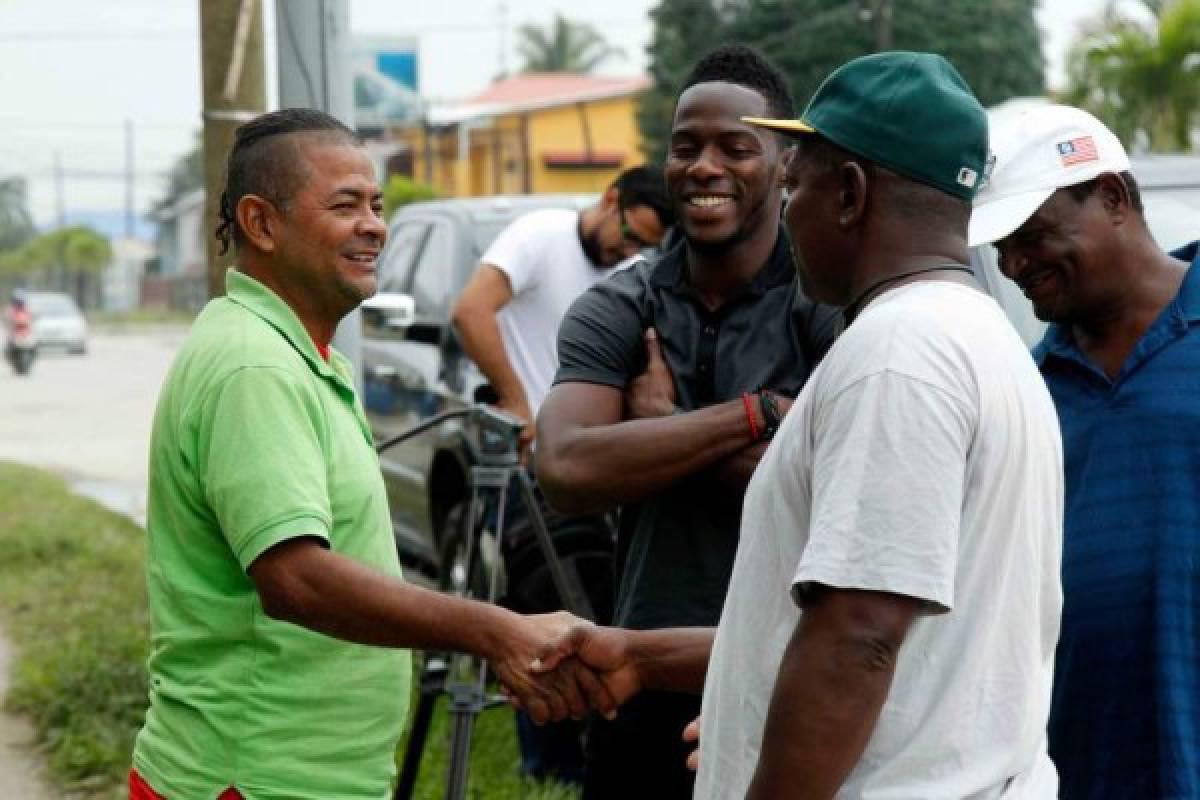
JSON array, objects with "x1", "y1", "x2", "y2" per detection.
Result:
[{"x1": 361, "y1": 194, "x2": 595, "y2": 580}]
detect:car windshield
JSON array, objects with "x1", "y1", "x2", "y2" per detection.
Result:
[
  {"x1": 470, "y1": 217, "x2": 523, "y2": 258},
  {"x1": 27, "y1": 294, "x2": 80, "y2": 318}
]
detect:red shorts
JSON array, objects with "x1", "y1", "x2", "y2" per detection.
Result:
[{"x1": 129, "y1": 769, "x2": 243, "y2": 800}]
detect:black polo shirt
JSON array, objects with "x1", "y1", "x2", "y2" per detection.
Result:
[{"x1": 554, "y1": 227, "x2": 840, "y2": 629}]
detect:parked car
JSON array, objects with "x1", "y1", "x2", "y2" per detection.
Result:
[
  {"x1": 25, "y1": 291, "x2": 88, "y2": 354},
  {"x1": 360, "y1": 194, "x2": 599, "y2": 589}
]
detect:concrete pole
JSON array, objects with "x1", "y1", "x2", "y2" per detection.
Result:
[
  {"x1": 275, "y1": 0, "x2": 363, "y2": 387},
  {"x1": 125, "y1": 119, "x2": 135, "y2": 240},
  {"x1": 199, "y1": 0, "x2": 267, "y2": 300}
]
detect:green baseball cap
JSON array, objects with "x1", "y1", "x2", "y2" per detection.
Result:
[{"x1": 744, "y1": 51, "x2": 988, "y2": 201}]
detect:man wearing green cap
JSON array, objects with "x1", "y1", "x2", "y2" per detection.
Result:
[{"x1": 533, "y1": 52, "x2": 1063, "y2": 799}]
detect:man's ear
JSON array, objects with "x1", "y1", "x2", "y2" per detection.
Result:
[
  {"x1": 838, "y1": 162, "x2": 869, "y2": 229},
  {"x1": 1096, "y1": 172, "x2": 1131, "y2": 225},
  {"x1": 601, "y1": 185, "x2": 620, "y2": 211},
  {"x1": 237, "y1": 194, "x2": 279, "y2": 254}
]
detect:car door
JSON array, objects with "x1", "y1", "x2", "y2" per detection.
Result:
[{"x1": 363, "y1": 214, "x2": 461, "y2": 561}]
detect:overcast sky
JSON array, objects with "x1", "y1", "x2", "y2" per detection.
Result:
[{"x1": 0, "y1": 0, "x2": 1129, "y2": 230}]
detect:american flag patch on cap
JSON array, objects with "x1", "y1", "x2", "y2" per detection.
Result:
[{"x1": 1057, "y1": 136, "x2": 1098, "y2": 166}]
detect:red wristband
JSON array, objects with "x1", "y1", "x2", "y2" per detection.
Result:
[{"x1": 742, "y1": 392, "x2": 760, "y2": 441}]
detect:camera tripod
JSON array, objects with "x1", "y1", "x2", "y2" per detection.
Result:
[{"x1": 378, "y1": 405, "x2": 594, "y2": 800}]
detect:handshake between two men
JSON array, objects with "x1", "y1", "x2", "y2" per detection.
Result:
[{"x1": 490, "y1": 613, "x2": 712, "y2": 765}]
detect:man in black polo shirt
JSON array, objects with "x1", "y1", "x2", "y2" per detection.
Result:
[{"x1": 535, "y1": 44, "x2": 839, "y2": 799}]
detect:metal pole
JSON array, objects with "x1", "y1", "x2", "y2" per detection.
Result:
[
  {"x1": 200, "y1": 0, "x2": 266, "y2": 299},
  {"x1": 275, "y1": 0, "x2": 363, "y2": 389},
  {"x1": 53, "y1": 151, "x2": 65, "y2": 227},
  {"x1": 125, "y1": 119, "x2": 135, "y2": 240}
]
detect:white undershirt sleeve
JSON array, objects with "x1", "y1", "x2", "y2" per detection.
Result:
[{"x1": 792, "y1": 368, "x2": 975, "y2": 614}]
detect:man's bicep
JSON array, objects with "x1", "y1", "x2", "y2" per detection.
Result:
[
  {"x1": 458, "y1": 264, "x2": 515, "y2": 312},
  {"x1": 537, "y1": 381, "x2": 624, "y2": 439},
  {"x1": 554, "y1": 283, "x2": 645, "y2": 389}
]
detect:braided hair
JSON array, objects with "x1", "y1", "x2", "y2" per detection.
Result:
[{"x1": 215, "y1": 108, "x2": 359, "y2": 255}]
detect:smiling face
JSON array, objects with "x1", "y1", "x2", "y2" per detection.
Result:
[
  {"x1": 664, "y1": 82, "x2": 783, "y2": 253},
  {"x1": 993, "y1": 178, "x2": 1126, "y2": 324},
  {"x1": 272, "y1": 137, "x2": 387, "y2": 319}
]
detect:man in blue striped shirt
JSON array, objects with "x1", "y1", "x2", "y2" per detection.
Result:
[{"x1": 971, "y1": 104, "x2": 1199, "y2": 799}]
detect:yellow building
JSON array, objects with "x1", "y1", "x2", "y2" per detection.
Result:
[{"x1": 393, "y1": 73, "x2": 652, "y2": 197}]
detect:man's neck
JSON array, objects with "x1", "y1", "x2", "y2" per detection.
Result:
[
  {"x1": 1072, "y1": 242, "x2": 1189, "y2": 374},
  {"x1": 684, "y1": 224, "x2": 780, "y2": 309},
  {"x1": 845, "y1": 231, "x2": 973, "y2": 307},
  {"x1": 239, "y1": 262, "x2": 336, "y2": 349}
]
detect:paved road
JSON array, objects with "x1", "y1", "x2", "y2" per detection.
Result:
[
  {"x1": 0, "y1": 632, "x2": 57, "y2": 800},
  {"x1": 0, "y1": 326, "x2": 187, "y2": 522}
]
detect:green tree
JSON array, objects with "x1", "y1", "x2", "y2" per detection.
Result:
[
  {"x1": 1065, "y1": 0, "x2": 1200, "y2": 152},
  {"x1": 0, "y1": 226, "x2": 111, "y2": 277},
  {"x1": 638, "y1": 0, "x2": 1045, "y2": 162},
  {"x1": 0, "y1": 177, "x2": 35, "y2": 252},
  {"x1": 637, "y1": 0, "x2": 730, "y2": 163},
  {"x1": 382, "y1": 175, "x2": 437, "y2": 221},
  {"x1": 516, "y1": 13, "x2": 625, "y2": 73}
]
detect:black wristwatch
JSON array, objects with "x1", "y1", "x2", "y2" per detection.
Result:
[{"x1": 757, "y1": 390, "x2": 783, "y2": 441}]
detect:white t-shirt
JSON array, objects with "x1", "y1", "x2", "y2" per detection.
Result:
[
  {"x1": 696, "y1": 282, "x2": 1063, "y2": 800},
  {"x1": 482, "y1": 208, "x2": 617, "y2": 415}
]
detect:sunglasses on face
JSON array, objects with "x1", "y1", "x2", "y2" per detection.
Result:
[{"x1": 619, "y1": 207, "x2": 654, "y2": 250}]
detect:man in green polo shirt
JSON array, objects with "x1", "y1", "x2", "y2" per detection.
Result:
[{"x1": 131, "y1": 109, "x2": 602, "y2": 800}]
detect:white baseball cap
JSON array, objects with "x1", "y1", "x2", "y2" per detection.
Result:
[{"x1": 969, "y1": 104, "x2": 1130, "y2": 247}]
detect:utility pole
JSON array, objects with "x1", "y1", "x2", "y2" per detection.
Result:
[
  {"x1": 199, "y1": 0, "x2": 266, "y2": 300},
  {"x1": 275, "y1": 0, "x2": 363, "y2": 386},
  {"x1": 53, "y1": 151, "x2": 65, "y2": 228},
  {"x1": 125, "y1": 119, "x2": 135, "y2": 240},
  {"x1": 868, "y1": 0, "x2": 894, "y2": 52}
]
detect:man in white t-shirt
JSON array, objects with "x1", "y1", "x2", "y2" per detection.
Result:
[
  {"x1": 452, "y1": 165, "x2": 673, "y2": 455},
  {"x1": 532, "y1": 52, "x2": 1064, "y2": 799}
]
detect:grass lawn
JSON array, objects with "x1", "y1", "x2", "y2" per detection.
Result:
[{"x1": 0, "y1": 462, "x2": 579, "y2": 800}]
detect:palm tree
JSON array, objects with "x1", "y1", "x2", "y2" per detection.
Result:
[
  {"x1": 1065, "y1": 0, "x2": 1200, "y2": 152},
  {"x1": 516, "y1": 13, "x2": 624, "y2": 74},
  {"x1": 0, "y1": 178, "x2": 35, "y2": 252}
]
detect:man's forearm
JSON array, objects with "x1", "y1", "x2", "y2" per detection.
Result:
[
  {"x1": 627, "y1": 627, "x2": 714, "y2": 694},
  {"x1": 536, "y1": 398, "x2": 760, "y2": 514},
  {"x1": 257, "y1": 541, "x2": 518, "y2": 658},
  {"x1": 454, "y1": 310, "x2": 527, "y2": 408},
  {"x1": 706, "y1": 442, "x2": 768, "y2": 491}
]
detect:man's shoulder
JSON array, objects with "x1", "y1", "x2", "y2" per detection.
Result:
[
  {"x1": 507, "y1": 207, "x2": 578, "y2": 234},
  {"x1": 172, "y1": 299, "x2": 309, "y2": 395}
]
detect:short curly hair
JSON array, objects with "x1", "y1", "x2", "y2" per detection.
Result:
[
  {"x1": 216, "y1": 108, "x2": 360, "y2": 255},
  {"x1": 679, "y1": 43, "x2": 794, "y2": 121}
]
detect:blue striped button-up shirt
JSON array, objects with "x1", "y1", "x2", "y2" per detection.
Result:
[{"x1": 1037, "y1": 241, "x2": 1200, "y2": 799}]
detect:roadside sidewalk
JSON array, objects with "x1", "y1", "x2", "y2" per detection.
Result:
[{"x1": 0, "y1": 625, "x2": 60, "y2": 799}]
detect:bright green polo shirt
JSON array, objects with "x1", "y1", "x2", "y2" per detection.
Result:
[{"x1": 133, "y1": 269, "x2": 411, "y2": 800}]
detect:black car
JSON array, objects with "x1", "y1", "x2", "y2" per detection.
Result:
[{"x1": 360, "y1": 193, "x2": 613, "y2": 615}]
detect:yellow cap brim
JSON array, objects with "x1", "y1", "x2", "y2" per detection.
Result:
[{"x1": 741, "y1": 117, "x2": 816, "y2": 135}]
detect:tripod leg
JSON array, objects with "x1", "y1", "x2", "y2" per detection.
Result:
[
  {"x1": 443, "y1": 683, "x2": 483, "y2": 800},
  {"x1": 515, "y1": 469, "x2": 595, "y2": 620},
  {"x1": 393, "y1": 682, "x2": 439, "y2": 799}
]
